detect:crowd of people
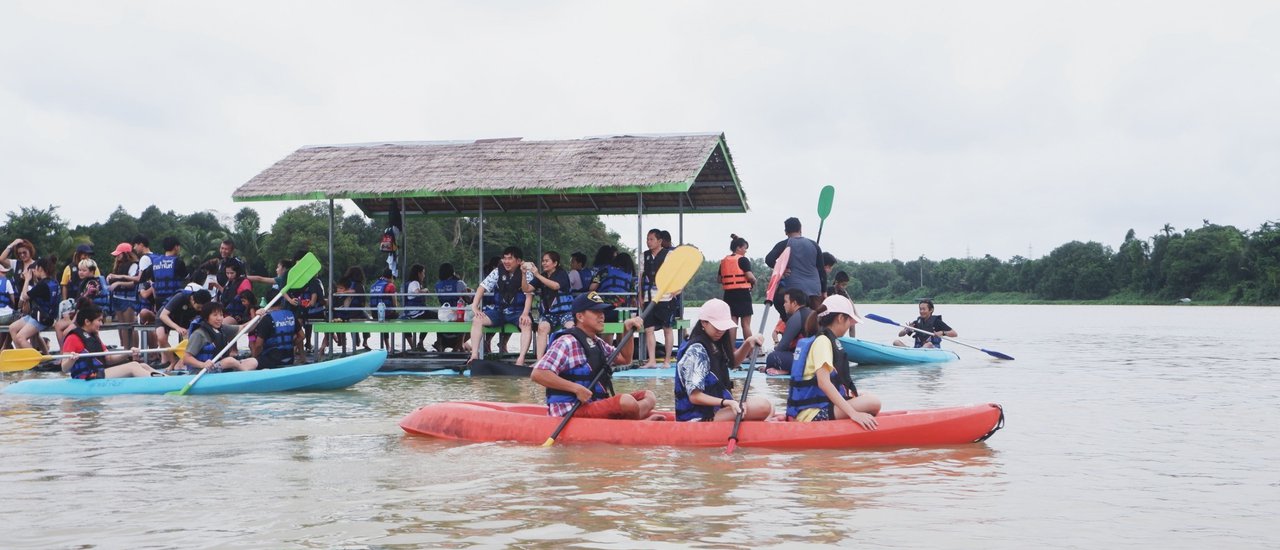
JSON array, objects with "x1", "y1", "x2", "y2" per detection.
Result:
[{"x1": 3, "y1": 215, "x2": 963, "y2": 431}]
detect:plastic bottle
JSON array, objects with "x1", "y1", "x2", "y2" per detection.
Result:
[{"x1": 376, "y1": 302, "x2": 386, "y2": 322}]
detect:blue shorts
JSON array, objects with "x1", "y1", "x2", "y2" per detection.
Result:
[
  {"x1": 19, "y1": 315, "x2": 49, "y2": 332},
  {"x1": 482, "y1": 306, "x2": 524, "y2": 327},
  {"x1": 539, "y1": 311, "x2": 573, "y2": 329}
]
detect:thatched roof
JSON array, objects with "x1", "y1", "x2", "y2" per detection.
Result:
[{"x1": 232, "y1": 133, "x2": 747, "y2": 217}]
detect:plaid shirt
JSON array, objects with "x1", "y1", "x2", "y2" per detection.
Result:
[{"x1": 534, "y1": 331, "x2": 617, "y2": 416}]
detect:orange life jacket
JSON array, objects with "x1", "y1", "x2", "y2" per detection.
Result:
[{"x1": 719, "y1": 254, "x2": 751, "y2": 290}]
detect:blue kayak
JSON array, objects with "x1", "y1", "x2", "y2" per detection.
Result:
[
  {"x1": 2, "y1": 350, "x2": 386, "y2": 397},
  {"x1": 839, "y1": 337, "x2": 958, "y2": 365}
]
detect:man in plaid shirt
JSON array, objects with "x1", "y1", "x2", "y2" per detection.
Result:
[{"x1": 531, "y1": 292, "x2": 658, "y2": 419}]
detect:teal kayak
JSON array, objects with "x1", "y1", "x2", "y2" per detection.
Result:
[
  {"x1": 2, "y1": 350, "x2": 386, "y2": 397},
  {"x1": 840, "y1": 337, "x2": 958, "y2": 365}
]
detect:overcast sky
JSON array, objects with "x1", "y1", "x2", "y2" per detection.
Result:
[{"x1": 3, "y1": 1, "x2": 1277, "y2": 263}]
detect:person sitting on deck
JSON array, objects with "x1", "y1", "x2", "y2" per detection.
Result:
[
  {"x1": 369, "y1": 269, "x2": 398, "y2": 349},
  {"x1": 252, "y1": 290, "x2": 303, "y2": 369},
  {"x1": 9, "y1": 256, "x2": 59, "y2": 352},
  {"x1": 764, "y1": 288, "x2": 812, "y2": 376},
  {"x1": 433, "y1": 262, "x2": 471, "y2": 353},
  {"x1": 530, "y1": 291, "x2": 658, "y2": 420},
  {"x1": 60, "y1": 303, "x2": 163, "y2": 379},
  {"x1": 674, "y1": 298, "x2": 772, "y2": 422},
  {"x1": 156, "y1": 288, "x2": 212, "y2": 369},
  {"x1": 59, "y1": 243, "x2": 97, "y2": 302},
  {"x1": 567, "y1": 252, "x2": 592, "y2": 295},
  {"x1": 179, "y1": 302, "x2": 259, "y2": 374},
  {"x1": 787, "y1": 295, "x2": 880, "y2": 427},
  {"x1": 218, "y1": 260, "x2": 253, "y2": 324},
  {"x1": 402, "y1": 264, "x2": 430, "y2": 351},
  {"x1": 467, "y1": 247, "x2": 535, "y2": 366},
  {"x1": 893, "y1": 299, "x2": 956, "y2": 348},
  {"x1": 529, "y1": 251, "x2": 575, "y2": 360}
]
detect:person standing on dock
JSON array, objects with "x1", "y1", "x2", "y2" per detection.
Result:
[{"x1": 765, "y1": 217, "x2": 827, "y2": 317}]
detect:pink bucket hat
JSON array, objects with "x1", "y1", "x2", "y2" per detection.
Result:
[
  {"x1": 110, "y1": 242, "x2": 133, "y2": 256},
  {"x1": 819, "y1": 294, "x2": 859, "y2": 322},
  {"x1": 698, "y1": 298, "x2": 737, "y2": 331}
]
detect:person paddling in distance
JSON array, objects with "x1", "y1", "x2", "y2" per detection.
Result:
[
  {"x1": 719, "y1": 234, "x2": 757, "y2": 342},
  {"x1": 530, "y1": 292, "x2": 660, "y2": 420},
  {"x1": 61, "y1": 303, "x2": 164, "y2": 379},
  {"x1": 674, "y1": 298, "x2": 773, "y2": 422},
  {"x1": 787, "y1": 295, "x2": 881, "y2": 428},
  {"x1": 179, "y1": 302, "x2": 260, "y2": 374},
  {"x1": 892, "y1": 299, "x2": 956, "y2": 348}
]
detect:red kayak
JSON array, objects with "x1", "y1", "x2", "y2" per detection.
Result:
[{"x1": 399, "y1": 401, "x2": 1004, "y2": 449}]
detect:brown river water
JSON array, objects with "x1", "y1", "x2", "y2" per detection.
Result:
[{"x1": 2, "y1": 304, "x2": 1277, "y2": 548}]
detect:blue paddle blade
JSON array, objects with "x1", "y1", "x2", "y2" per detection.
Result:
[
  {"x1": 866, "y1": 313, "x2": 898, "y2": 326},
  {"x1": 983, "y1": 349, "x2": 1016, "y2": 361}
]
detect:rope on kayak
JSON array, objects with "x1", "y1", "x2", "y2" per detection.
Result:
[{"x1": 975, "y1": 404, "x2": 1004, "y2": 442}]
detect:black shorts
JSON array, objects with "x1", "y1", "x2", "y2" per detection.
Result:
[
  {"x1": 723, "y1": 289, "x2": 754, "y2": 317},
  {"x1": 643, "y1": 300, "x2": 676, "y2": 329},
  {"x1": 258, "y1": 350, "x2": 295, "y2": 370}
]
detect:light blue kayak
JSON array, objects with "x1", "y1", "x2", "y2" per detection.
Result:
[
  {"x1": 839, "y1": 337, "x2": 958, "y2": 365},
  {"x1": 2, "y1": 350, "x2": 386, "y2": 397}
]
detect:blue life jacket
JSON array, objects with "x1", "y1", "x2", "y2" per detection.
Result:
[
  {"x1": 493, "y1": 269, "x2": 525, "y2": 309},
  {"x1": 345, "y1": 280, "x2": 366, "y2": 308},
  {"x1": 673, "y1": 332, "x2": 734, "y2": 422},
  {"x1": 538, "y1": 269, "x2": 573, "y2": 317},
  {"x1": 149, "y1": 253, "x2": 183, "y2": 307},
  {"x1": 220, "y1": 277, "x2": 248, "y2": 321},
  {"x1": 263, "y1": 309, "x2": 298, "y2": 361},
  {"x1": 786, "y1": 330, "x2": 856, "y2": 419},
  {"x1": 0, "y1": 276, "x2": 13, "y2": 310},
  {"x1": 84, "y1": 275, "x2": 112, "y2": 313},
  {"x1": 304, "y1": 279, "x2": 326, "y2": 316},
  {"x1": 369, "y1": 278, "x2": 394, "y2": 309},
  {"x1": 544, "y1": 328, "x2": 612, "y2": 409},
  {"x1": 435, "y1": 278, "x2": 467, "y2": 306},
  {"x1": 187, "y1": 315, "x2": 204, "y2": 336},
  {"x1": 572, "y1": 267, "x2": 594, "y2": 294},
  {"x1": 596, "y1": 266, "x2": 634, "y2": 295},
  {"x1": 31, "y1": 279, "x2": 59, "y2": 325},
  {"x1": 67, "y1": 327, "x2": 106, "y2": 380},
  {"x1": 193, "y1": 323, "x2": 228, "y2": 363}
]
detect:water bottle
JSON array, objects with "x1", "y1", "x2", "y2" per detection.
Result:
[{"x1": 376, "y1": 302, "x2": 386, "y2": 321}]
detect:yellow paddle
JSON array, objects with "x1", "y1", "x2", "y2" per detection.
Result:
[
  {"x1": 167, "y1": 252, "x2": 321, "y2": 396},
  {"x1": 0, "y1": 340, "x2": 189, "y2": 373},
  {"x1": 543, "y1": 244, "x2": 704, "y2": 447}
]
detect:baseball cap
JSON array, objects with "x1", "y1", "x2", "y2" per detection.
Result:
[
  {"x1": 818, "y1": 294, "x2": 858, "y2": 322},
  {"x1": 76, "y1": 243, "x2": 94, "y2": 255},
  {"x1": 110, "y1": 242, "x2": 133, "y2": 256},
  {"x1": 571, "y1": 292, "x2": 614, "y2": 314},
  {"x1": 698, "y1": 298, "x2": 737, "y2": 331}
]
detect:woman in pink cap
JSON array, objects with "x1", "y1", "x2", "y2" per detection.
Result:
[
  {"x1": 106, "y1": 242, "x2": 141, "y2": 347},
  {"x1": 673, "y1": 298, "x2": 773, "y2": 422},
  {"x1": 787, "y1": 295, "x2": 881, "y2": 428}
]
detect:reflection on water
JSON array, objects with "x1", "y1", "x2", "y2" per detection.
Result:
[{"x1": 2, "y1": 305, "x2": 1279, "y2": 547}]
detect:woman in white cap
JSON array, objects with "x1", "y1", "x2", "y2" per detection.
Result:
[
  {"x1": 786, "y1": 295, "x2": 880, "y2": 429},
  {"x1": 673, "y1": 298, "x2": 773, "y2": 422}
]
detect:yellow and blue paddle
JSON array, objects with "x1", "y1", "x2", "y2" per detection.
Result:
[
  {"x1": 167, "y1": 252, "x2": 321, "y2": 395},
  {"x1": 865, "y1": 313, "x2": 1015, "y2": 360},
  {"x1": 542, "y1": 244, "x2": 704, "y2": 447},
  {"x1": 0, "y1": 341, "x2": 189, "y2": 373}
]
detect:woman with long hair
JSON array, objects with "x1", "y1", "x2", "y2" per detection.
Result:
[
  {"x1": 61, "y1": 303, "x2": 163, "y2": 379},
  {"x1": 529, "y1": 251, "x2": 574, "y2": 360}
]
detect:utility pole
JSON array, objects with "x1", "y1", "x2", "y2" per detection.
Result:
[{"x1": 918, "y1": 255, "x2": 925, "y2": 288}]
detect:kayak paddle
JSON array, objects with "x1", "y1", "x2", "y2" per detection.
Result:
[
  {"x1": 543, "y1": 244, "x2": 704, "y2": 447},
  {"x1": 864, "y1": 313, "x2": 1014, "y2": 360},
  {"x1": 167, "y1": 252, "x2": 321, "y2": 395},
  {"x1": 815, "y1": 185, "x2": 835, "y2": 245},
  {"x1": 726, "y1": 246, "x2": 790, "y2": 454},
  {"x1": 0, "y1": 340, "x2": 189, "y2": 373}
]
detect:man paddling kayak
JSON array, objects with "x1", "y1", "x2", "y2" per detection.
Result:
[
  {"x1": 530, "y1": 292, "x2": 658, "y2": 420},
  {"x1": 892, "y1": 299, "x2": 956, "y2": 348}
]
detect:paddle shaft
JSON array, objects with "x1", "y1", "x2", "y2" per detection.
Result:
[
  {"x1": 175, "y1": 292, "x2": 286, "y2": 392},
  {"x1": 50, "y1": 347, "x2": 176, "y2": 360},
  {"x1": 725, "y1": 299, "x2": 773, "y2": 453},
  {"x1": 543, "y1": 301, "x2": 657, "y2": 445},
  {"x1": 870, "y1": 313, "x2": 1014, "y2": 360}
]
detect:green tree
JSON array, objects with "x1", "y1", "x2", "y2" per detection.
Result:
[{"x1": 1036, "y1": 241, "x2": 1114, "y2": 299}]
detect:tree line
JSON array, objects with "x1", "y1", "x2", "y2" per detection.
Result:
[{"x1": 5, "y1": 204, "x2": 1277, "y2": 305}]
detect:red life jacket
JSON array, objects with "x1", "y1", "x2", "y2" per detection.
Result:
[{"x1": 719, "y1": 254, "x2": 751, "y2": 290}]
